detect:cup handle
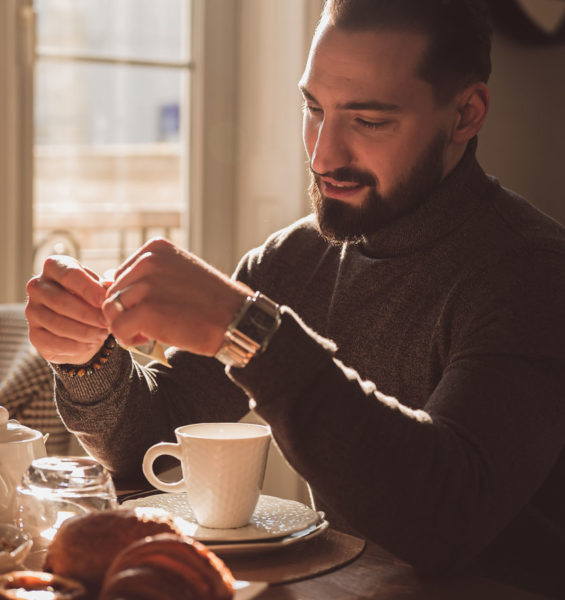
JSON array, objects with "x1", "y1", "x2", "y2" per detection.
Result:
[{"x1": 142, "y1": 442, "x2": 185, "y2": 493}]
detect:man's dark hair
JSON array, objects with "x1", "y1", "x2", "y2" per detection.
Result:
[{"x1": 321, "y1": 0, "x2": 492, "y2": 104}]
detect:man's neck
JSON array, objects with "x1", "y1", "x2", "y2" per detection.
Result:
[{"x1": 442, "y1": 140, "x2": 468, "y2": 181}]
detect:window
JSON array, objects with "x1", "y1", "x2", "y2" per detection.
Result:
[
  {"x1": 32, "y1": 0, "x2": 191, "y2": 275},
  {"x1": 1, "y1": 0, "x2": 312, "y2": 304}
]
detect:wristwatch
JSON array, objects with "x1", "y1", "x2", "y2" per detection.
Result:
[{"x1": 215, "y1": 291, "x2": 281, "y2": 368}]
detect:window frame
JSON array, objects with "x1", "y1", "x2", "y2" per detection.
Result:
[
  {"x1": 0, "y1": 0, "x2": 239, "y2": 303},
  {"x1": 0, "y1": 0, "x2": 34, "y2": 303}
]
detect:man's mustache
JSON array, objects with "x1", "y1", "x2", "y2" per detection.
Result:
[{"x1": 310, "y1": 164, "x2": 377, "y2": 188}]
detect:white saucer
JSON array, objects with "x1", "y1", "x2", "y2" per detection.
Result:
[
  {"x1": 122, "y1": 493, "x2": 320, "y2": 542},
  {"x1": 234, "y1": 580, "x2": 268, "y2": 599},
  {"x1": 208, "y1": 519, "x2": 329, "y2": 556}
]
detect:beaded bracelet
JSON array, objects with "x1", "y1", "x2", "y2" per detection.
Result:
[{"x1": 59, "y1": 336, "x2": 117, "y2": 377}]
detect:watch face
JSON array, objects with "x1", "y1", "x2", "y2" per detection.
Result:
[{"x1": 240, "y1": 304, "x2": 276, "y2": 341}]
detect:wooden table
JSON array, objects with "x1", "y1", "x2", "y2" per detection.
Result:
[
  {"x1": 115, "y1": 486, "x2": 549, "y2": 600},
  {"x1": 248, "y1": 539, "x2": 549, "y2": 600}
]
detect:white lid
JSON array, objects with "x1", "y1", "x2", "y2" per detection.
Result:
[{"x1": 0, "y1": 406, "x2": 42, "y2": 444}]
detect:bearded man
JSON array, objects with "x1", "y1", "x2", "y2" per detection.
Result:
[{"x1": 26, "y1": 1, "x2": 565, "y2": 595}]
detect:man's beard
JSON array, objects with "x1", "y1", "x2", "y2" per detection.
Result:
[{"x1": 309, "y1": 131, "x2": 447, "y2": 244}]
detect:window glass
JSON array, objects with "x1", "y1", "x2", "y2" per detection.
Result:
[
  {"x1": 33, "y1": 0, "x2": 190, "y2": 276},
  {"x1": 35, "y1": 0, "x2": 189, "y2": 61}
]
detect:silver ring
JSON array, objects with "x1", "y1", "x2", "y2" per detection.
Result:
[{"x1": 112, "y1": 292, "x2": 126, "y2": 313}]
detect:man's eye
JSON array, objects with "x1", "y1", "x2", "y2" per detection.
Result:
[
  {"x1": 303, "y1": 103, "x2": 323, "y2": 115},
  {"x1": 357, "y1": 118, "x2": 390, "y2": 130}
]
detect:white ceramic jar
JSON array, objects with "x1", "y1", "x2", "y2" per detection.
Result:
[{"x1": 0, "y1": 406, "x2": 47, "y2": 524}]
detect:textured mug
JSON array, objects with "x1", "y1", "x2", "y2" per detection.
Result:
[{"x1": 142, "y1": 422, "x2": 271, "y2": 529}]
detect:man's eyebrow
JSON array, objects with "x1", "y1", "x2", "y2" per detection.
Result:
[
  {"x1": 299, "y1": 87, "x2": 319, "y2": 103},
  {"x1": 340, "y1": 100, "x2": 400, "y2": 112},
  {"x1": 299, "y1": 86, "x2": 400, "y2": 112}
]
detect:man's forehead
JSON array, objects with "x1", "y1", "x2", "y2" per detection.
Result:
[
  {"x1": 300, "y1": 24, "x2": 431, "y2": 107},
  {"x1": 306, "y1": 24, "x2": 428, "y2": 78}
]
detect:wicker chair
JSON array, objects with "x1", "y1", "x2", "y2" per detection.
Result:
[{"x1": 0, "y1": 303, "x2": 71, "y2": 455}]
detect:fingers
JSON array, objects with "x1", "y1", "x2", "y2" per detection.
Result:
[
  {"x1": 102, "y1": 285, "x2": 155, "y2": 347},
  {"x1": 27, "y1": 277, "x2": 108, "y2": 330},
  {"x1": 84, "y1": 265, "x2": 102, "y2": 282},
  {"x1": 27, "y1": 256, "x2": 107, "y2": 325},
  {"x1": 42, "y1": 255, "x2": 107, "y2": 308},
  {"x1": 101, "y1": 268, "x2": 117, "y2": 288},
  {"x1": 104, "y1": 280, "x2": 151, "y2": 317},
  {"x1": 110, "y1": 237, "x2": 174, "y2": 287},
  {"x1": 103, "y1": 304, "x2": 148, "y2": 348},
  {"x1": 98, "y1": 237, "x2": 250, "y2": 355},
  {"x1": 26, "y1": 255, "x2": 110, "y2": 365},
  {"x1": 28, "y1": 325, "x2": 104, "y2": 365},
  {"x1": 27, "y1": 302, "x2": 109, "y2": 345}
]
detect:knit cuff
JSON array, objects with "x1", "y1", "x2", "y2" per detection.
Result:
[{"x1": 52, "y1": 337, "x2": 132, "y2": 405}]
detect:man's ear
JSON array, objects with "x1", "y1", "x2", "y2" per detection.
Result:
[{"x1": 451, "y1": 82, "x2": 489, "y2": 143}]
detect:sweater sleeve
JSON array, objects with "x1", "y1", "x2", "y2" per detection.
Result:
[
  {"x1": 229, "y1": 249, "x2": 565, "y2": 575},
  {"x1": 53, "y1": 346, "x2": 250, "y2": 480},
  {"x1": 51, "y1": 219, "x2": 319, "y2": 480}
]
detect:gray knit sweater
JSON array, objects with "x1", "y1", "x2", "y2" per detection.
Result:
[{"x1": 54, "y1": 140, "x2": 565, "y2": 592}]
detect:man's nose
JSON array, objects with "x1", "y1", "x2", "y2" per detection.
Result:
[{"x1": 310, "y1": 119, "x2": 351, "y2": 175}]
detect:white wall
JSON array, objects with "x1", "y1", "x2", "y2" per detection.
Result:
[
  {"x1": 478, "y1": 33, "x2": 565, "y2": 226},
  {"x1": 234, "y1": 0, "x2": 322, "y2": 263}
]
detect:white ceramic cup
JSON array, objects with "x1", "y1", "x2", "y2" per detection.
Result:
[{"x1": 142, "y1": 422, "x2": 271, "y2": 529}]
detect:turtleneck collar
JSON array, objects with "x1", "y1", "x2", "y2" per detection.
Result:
[{"x1": 359, "y1": 137, "x2": 487, "y2": 259}]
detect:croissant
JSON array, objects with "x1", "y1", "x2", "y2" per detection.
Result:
[
  {"x1": 44, "y1": 507, "x2": 188, "y2": 591},
  {"x1": 100, "y1": 533, "x2": 234, "y2": 600}
]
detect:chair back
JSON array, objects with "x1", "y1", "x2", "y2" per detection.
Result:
[
  {"x1": 0, "y1": 303, "x2": 31, "y2": 382},
  {"x1": 0, "y1": 303, "x2": 71, "y2": 455}
]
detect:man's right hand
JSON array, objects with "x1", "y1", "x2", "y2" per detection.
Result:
[{"x1": 26, "y1": 256, "x2": 110, "y2": 365}]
